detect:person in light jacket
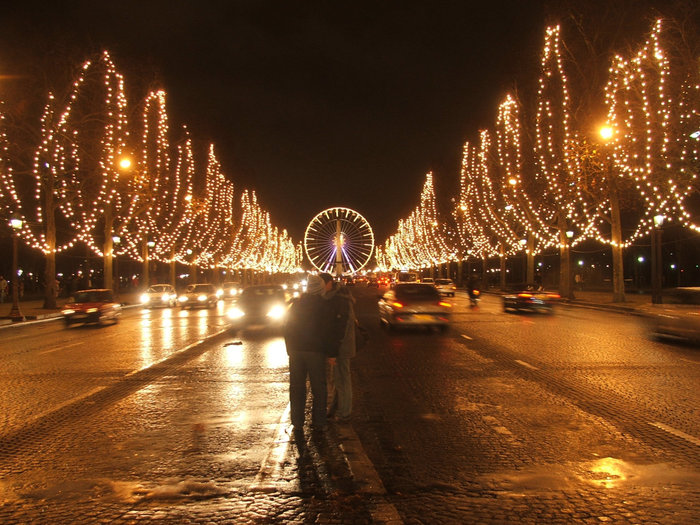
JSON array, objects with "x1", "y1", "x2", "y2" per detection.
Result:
[{"x1": 320, "y1": 273, "x2": 356, "y2": 422}]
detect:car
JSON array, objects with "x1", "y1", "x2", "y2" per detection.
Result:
[
  {"x1": 178, "y1": 283, "x2": 218, "y2": 309},
  {"x1": 62, "y1": 289, "x2": 122, "y2": 327},
  {"x1": 434, "y1": 278, "x2": 456, "y2": 297},
  {"x1": 502, "y1": 284, "x2": 560, "y2": 313},
  {"x1": 227, "y1": 284, "x2": 289, "y2": 331},
  {"x1": 219, "y1": 281, "x2": 242, "y2": 300},
  {"x1": 140, "y1": 284, "x2": 177, "y2": 308},
  {"x1": 641, "y1": 287, "x2": 700, "y2": 343},
  {"x1": 378, "y1": 282, "x2": 452, "y2": 331}
]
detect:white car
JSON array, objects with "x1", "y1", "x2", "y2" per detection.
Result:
[
  {"x1": 178, "y1": 283, "x2": 218, "y2": 309},
  {"x1": 140, "y1": 284, "x2": 177, "y2": 308},
  {"x1": 434, "y1": 278, "x2": 456, "y2": 297},
  {"x1": 219, "y1": 281, "x2": 243, "y2": 300}
]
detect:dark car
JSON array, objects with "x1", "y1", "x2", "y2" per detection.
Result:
[
  {"x1": 227, "y1": 284, "x2": 288, "y2": 331},
  {"x1": 378, "y1": 283, "x2": 452, "y2": 331},
  {"x1": 62, "y1": 289, "x2": 122, "y2": 327},
  {"x1": 502, "y1": 284, "x2": 560, "y2": 313},
  {"x1": 641, "y1": 287, "x2": 700, "y2": 343},
  {"x1": 178, "y1": 283, "x2": 218, "y2": 309}
]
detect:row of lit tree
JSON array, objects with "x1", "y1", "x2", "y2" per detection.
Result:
[
  {"x1": 377, "y1": 19, "x2": 699, "y2": 301},
  {"x1": 0, "y1": 51, "x2": 301, "y2": 307}
]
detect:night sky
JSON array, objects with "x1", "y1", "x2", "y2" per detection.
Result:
[{"x1": 0, "y1": 0, "x2": 679, "y2": 243}]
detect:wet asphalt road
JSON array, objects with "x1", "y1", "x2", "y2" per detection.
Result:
[{"x1": 0, "y1": 286, "x2": 698, "y2": 523}]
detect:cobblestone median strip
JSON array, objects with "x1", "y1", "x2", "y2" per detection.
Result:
[{"x1": 334, "y1": 423, "x2": 404, "y2": 524}]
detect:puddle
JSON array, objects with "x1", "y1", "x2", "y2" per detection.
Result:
[
  {"x1": 482, "y1": 457, "x2": 700, "y2": 492},
  {"x1": 110, "y1": 479, "x2": 231, "y2": 502}
]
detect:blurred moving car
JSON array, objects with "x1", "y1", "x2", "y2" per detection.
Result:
[
  {"x1": 62, "y1": 289, "x2": 122, "y2": 327},
  {"x1": 434, "y1": 278, "x2": 456, "y2": 297},
  {"x1": 227, "y1": 284, "x2": 288, "y2": 331},
  {"x1": 140, "y1": 284, "x2": 177, "y2": 308},
  {"x1": 219, "y1": 281, "x2": 242, "y2": 300},
  {"x1": 178, "y1": 283, "x2": 218, "y2": 309},
  {"x1": 502, "y1": 284, "x2": 560, "y2": 313},
  {"x1": 642, "y1": 287, "x2": 700, "y2": 343},
  {"x1": 378, "y1": 283, "x2": 452, "y2": 331}
]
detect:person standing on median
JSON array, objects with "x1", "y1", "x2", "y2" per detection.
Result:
[
  {"x1": 284, "y1": 274, "x2": 344, "y2": 448},
  {"x1": 319, "y1": 273, "x2": 356, "y2": 422}
]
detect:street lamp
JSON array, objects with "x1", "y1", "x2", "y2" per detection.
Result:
[
  {"x1": 8, "y1": 217, "x2": 25, "y2": 322},
  {"x1": 651, "y1": 214, "x2": 665, "y2": 304}
]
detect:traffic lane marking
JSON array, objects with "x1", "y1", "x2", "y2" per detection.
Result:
[
  {"x1": 515, "y1": 359, "x2": 540, "y2": 370},
  {"x1": 38, "y1": 341, "x2": 83, "y2": 355}
]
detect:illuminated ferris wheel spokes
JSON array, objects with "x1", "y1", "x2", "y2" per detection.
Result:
[{"x1": 304, "y1": 207, "x2": 374, "y2": 274}]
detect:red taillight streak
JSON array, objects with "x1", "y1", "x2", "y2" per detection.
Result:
[{"x1": 517, "y1": 293, "x2": 533, "y2": 298}]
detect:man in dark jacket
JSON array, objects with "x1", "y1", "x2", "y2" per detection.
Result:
[{"x1": 284, "y1": 274, "x2": 343, "y2": 447}]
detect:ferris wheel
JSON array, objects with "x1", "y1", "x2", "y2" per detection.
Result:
[{"x1": 304, "y1": 207, "x2": 375, "y2": 275}]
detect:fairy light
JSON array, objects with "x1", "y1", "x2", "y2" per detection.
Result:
[
  {"x1": 377, "y1": 172, "x2": 453, "y2": 271},
  {"x1": 1, "y1": 50, "x2": 300, "y2": 276},
  {"x1": 605, "y1": 19, "x2": 699, "y2": 240}
]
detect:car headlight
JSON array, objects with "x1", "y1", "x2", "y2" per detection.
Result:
[
  {"x1": 197, "y1": 294, "x2": 207, "y2": 302},
  {"x1": 178, "y1": 296, "x2": 188, "y2": 302},
  {"x1": 161, "y1": 293, "x2": 171, "y2": 302},
  {"x1": 62, "y1": 309, "x2": 75, "y2": 315},
  {"x1": 227, "y1": 307, "x2": 245, "y2": 320},
  {"x1": 140, "y1": 293, "x2": 150, "y2": 304},
  {"x1": 216, "y1": 289, "x2": 224, "y2": 298},
  {"x1": 87, "y1": 307, "x2": 98, "y2": 313},
  {"x1": 267, "y1": 304, "x2": 286, "y2": 319}
]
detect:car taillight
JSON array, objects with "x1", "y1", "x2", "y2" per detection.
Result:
[
  {"x1": 392, "y1": 301, "x2": 404, "y2": 308},
  {"x1": 472, "y1": 290, "x2": 480, "y2": 296},
  {"x1": 517, "y1": 293, "x2": 533, "y2": 298},
  {"x1": 438, "y1": 301, "x2": 452, "y2": 307},
  {"x1": 547, "y1": 293, "x2": 560, "y2": 299}
]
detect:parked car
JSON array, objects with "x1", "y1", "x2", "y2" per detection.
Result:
[
  {"x1": 434, "y1": 278, "x2": 456, "y2": 297},
  {"x1": 378, "y1": 283, "x2": 452, "y2": 331},
  {"x1": 178, "y1": 283, "x2": 218, "y2": 309},
  {"x1": 140, "y1": 284, "x2": 177, "y2": 308},
  {"x1": 227, "y1": 284, "x2": 288, "y2": 331},
  {"x1": 502, "y1": 284, "x2": 560, "y2": 313},
  {"x1": 62, "y1": 289, "x2": 122, "y2": 327},
  {"x1": 641, "y1": 287, "x2": 700, "y2": 344}
]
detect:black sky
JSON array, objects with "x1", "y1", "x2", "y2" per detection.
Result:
[{"x1": 0, "y1": 0, "x2": 680, "y2": 242}]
